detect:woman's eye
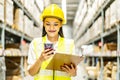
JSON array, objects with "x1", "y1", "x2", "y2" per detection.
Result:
[
  {"x1": 54, "y1": 24, "x2": 58, "y2": 26},
  {"x1": 46, "y1": 23, "x2": 50, "y2": 26}
]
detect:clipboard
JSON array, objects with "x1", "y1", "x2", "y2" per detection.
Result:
[{"x1": 46, "y1": 53, "x2": 84, "y2": 71}]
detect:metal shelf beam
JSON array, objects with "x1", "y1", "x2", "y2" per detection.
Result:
[
  {"x1": 0, "y1": 23, "x2": 6, "y2": 80},
  {"x1": 0, "y1": 23, "x2": 33, "y2": 42},
  {"x1": 78, "y1": 27, "x2": 117, "y2": 47},
  {"x1": 117, "y1": 24, "x2": 120, "y2": 80}
]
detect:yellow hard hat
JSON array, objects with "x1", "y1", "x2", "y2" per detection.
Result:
[{"x1": 40, "y1": 4, "x2": 66, "y2": 24}]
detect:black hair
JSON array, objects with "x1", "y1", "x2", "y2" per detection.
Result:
[{"x1": 42, "y1": 26, "x2": 64, "y2": 37}]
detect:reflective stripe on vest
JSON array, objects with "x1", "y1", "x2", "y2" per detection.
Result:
[{"x1": 33, "y1": 35, "x2": 74, "y2": 80}]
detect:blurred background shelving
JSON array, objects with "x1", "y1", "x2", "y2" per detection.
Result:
[{"x1": 0, "y1": 0, "x2": 120, "y2": 80}]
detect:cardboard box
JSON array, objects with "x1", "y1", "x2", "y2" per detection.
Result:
[
  {"x1": 7, "y1": 75, "x2": 22, "y2": 80},
  {"x1": 32, "y1": 4, "x2": 41, "y2": 23},
  {"x1": 13, "y1": 8, "x2": 24, "y2": 32},
  {"x1": 24, "y1": 0, "x2": 34, "y2": 14},
  {"x1": 116, "y1": 0, "x2": 120, "y2": 22},
  {"x1": 94, "y1": 45, "x2": 100, "y2": 53},
  {"x1": 24, "y1": 16, "x2": 33, "y2": 37},
  {"x1": 24, "y1": 16, "x2": 29, "y2": 36},
  {"x1": 32, "y1": 26, "x2": 42, "y2": 38},
  {"x1": 5, "y1": 0, "x2": 13, "y2": 25},
  {"x1": 104, "y1": 43, "x2": 117, "y2": 52},
  {"x1": 92, "y1": 0, "x2": 99, "y2": 15},
  {"x1": 110, "y1": 1, "x2": 117, "y2": 26},
  {"x1": 0, "y1": 3, "x2": 4, "y2": 22},
  {"x1": 97, "y1": 17, "x2": 102, "y2": 34},
  {"x1": 21, "y1": 43, "x2": 29, "y2": 56},
  {"x1": 111, "y1": 66, "x2": 117, "y2": 80},
  {"x1": 5, "y1": 49, "x2": 21, "y2": 56},
  {"x1": 86, "y1": 66, "x2": 99, "y2": 78},
  {"x1": 105, "y1": 8, "x2": 111, "y2": 30}
]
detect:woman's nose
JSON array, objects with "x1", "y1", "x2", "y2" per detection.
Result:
[{"x1": 50, "y1": 25, "x2": 54, "y2": 29}]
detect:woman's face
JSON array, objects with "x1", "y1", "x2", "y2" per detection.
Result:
[{"x1": 43, "y1": 17, "x2": 62, "y2": 38}]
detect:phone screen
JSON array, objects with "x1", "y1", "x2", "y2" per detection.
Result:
[{"x1": 44, "y1": 43, "x2": 53, "y2": 50}]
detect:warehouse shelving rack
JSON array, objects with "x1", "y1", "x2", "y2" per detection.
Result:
[
  {"x1": 73, "y1": 0, "x2": 120, "y2": 80},
  {"x1": 74, "y1": 0, "x2": 115, "y2": 42},
  {"x1": 0, "y1": 0, "x2": 42, "y2": 79},
  {"x1": 12, "y1": 0, "x2": 40, "y2": 27}
]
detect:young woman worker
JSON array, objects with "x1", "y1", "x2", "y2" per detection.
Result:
[{"x1": 27, "y1": 4, "x2": 77, "y2": 80}]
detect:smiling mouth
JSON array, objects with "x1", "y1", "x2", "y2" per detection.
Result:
[{"x1": 48, "y1": 30, "x2": 56, "y2": 32}]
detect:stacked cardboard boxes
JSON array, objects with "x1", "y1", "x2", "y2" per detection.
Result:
[
  {"x1": 105, "y1": 8, "x2": 110, "y2": 30},
  {"x1": 13, "y1": 8, "x2": 24, "y2": 32},
  {"x1": 86, "y1": 61, "x2": 100, "y2": 79},
  {"x1": 78, "y1": 16, "x2": 102, "y2": 46},
  {"x1": 24, "y1": 0, "x2": 34, "y2": 14},
  {"x1": 0, "y1": 0, "x2": 4, "y2": 22},
  {"x1": 105, "y1": 0, "x2": 120, "y2": 30},
  {"x1": 32, "y1": 26, "x2": 42, "y2": 38},
  {"x1": 116, "y1": 0, "x2": 120, "y2": 23},
  {"x1": 32, "y1": 3, "x2": 41, "y2": 24},
  {"x1": 110, "y1": 1, "x2": 117, "y2": 27},
  {"x1": 103, "y1": 62, "x2": 117, "y2": 80},
  {"x1": 24, "y1": 15, "x2": 33, "y2": 37},
  {"x1": 5, "y1": 0, "x2": 13, "y2": 25}
]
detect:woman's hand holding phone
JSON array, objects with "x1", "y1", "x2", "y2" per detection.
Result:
[
  {"x1": 39, "y1": 43, "x2": 54, "y2": 61},
  {"x1": 40, "y1": 49, "x2": 54, "y2": 61}
]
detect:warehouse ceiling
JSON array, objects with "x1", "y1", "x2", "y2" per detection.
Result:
[{"x1": 50, "y1": 0, "x2": 80, "y2": 22}]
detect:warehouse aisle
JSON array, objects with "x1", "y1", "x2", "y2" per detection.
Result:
[{"x1": 0, "y1": 0, "x2": 120, "y2": 80}]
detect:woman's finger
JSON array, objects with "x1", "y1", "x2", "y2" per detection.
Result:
[
  {"x1": 71, "y1": 63, "x2": 76, "y2": 70},
  {"x1": 61, "y1": 66, "x2": 69, "y2": 73},
  {"x1": 44, "y1": 49, "x2": 52, "y2": 53},
  {"x1": 63, "y1": 64, "x2": 71, "y2": 71},
  {"x1": 45, "y1": 50, "x2": 54, "y2": 55}
]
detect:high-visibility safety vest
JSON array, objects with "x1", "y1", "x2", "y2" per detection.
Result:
[{"x1": 33, "y1": 35, "x2": 74, "y2": 80}]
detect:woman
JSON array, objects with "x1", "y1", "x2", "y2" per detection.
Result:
[{"x1": 27, "y1": 4, "x2": 77, "y2": 80}]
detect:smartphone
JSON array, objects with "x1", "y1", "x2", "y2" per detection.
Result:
[
  {"x1": 44, "y1": 43, "x2": 53, "y2": 50},
  {"x1": 44, "y1": 43, "x2": 54, "y2": 54}
]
